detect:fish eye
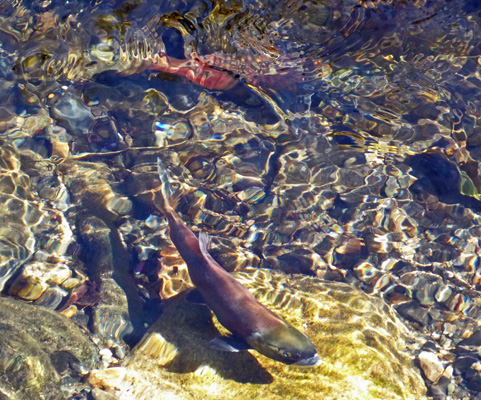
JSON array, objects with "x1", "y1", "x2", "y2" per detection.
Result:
[{"x1": 282, "y1": 351, "x2": 292, "y2": 358}]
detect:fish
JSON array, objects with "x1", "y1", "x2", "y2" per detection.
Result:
[
  {"x1": 154, "y1": 159, "x2": 321, "y2": 367},
  {"x1": 139, "y1": 51, "x2": 323, "y2": 92},
  {"x1": 140, "y1": 55, "x2": 240, "y2": 91}
]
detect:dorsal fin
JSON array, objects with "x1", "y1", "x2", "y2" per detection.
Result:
[{"x1": 198, "y1": 231, "x2": 211, "y2": 259}]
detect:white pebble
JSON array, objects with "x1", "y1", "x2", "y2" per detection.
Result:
[{"x1": 418, "y1": 351, "x2": 444, "y2": 382}]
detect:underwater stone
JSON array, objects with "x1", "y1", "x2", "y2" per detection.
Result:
[
  {"x1": 34, "y1": 285, "x2": 68, "y2": 309},
  {"x1": 435, "y1": 284, "x2": 453, "y2": 304},
  {"x1": 0, "y1": 321, "x2": 62, "y2": 400},
  {"x1": 62, "y1": 277, "x2": 83, "y2": 290},
  {"x1": 465, "y1": 362, "x2": 481, "y2": 391},
  {"x1": 0, "y1": 296, "x2": 99, "y2": 399},
  {"x1": 89, "y1": 268, "x2": 427, "y2": 400},
  {"x1": 52, "y1": 93, "x2": 93, "y2": 135},
  {"x1": 415, "y1": 281, "x2": 439, "y2": 306},
  {"x1": 418, "y1": 351, "x2": 444, "y2": 382},
  {"x1": 456, "y1": 330, "x2": 481, "y2": 348},
  {"x1": 395, "y1": 301, "x2": 430, "y2": 326},
  {"x1": 8, "y1": 261, "x2": 72, "y2": 300},
  {"x1": 353, "y1": 261, "x2": 383, "y2": 284},
  {"x1": 429, "y1": 375, "x2": 451, "y2": 399},
  {"x1": 453, "y1": 356, "x2": 477, "y2": 375},
  {"x1": 91, "y1": 387, "x2": 119, "y2": 400},
  {"x1": 153, "y1": 120, "x2": 193, "y2": 146}
]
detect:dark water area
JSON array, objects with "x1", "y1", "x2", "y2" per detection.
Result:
[{"x1": 2, "y1": 0, "x2": 481, "y2": 398}]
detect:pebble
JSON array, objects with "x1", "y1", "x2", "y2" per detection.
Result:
[
  {"x1": 421, "y1": 340, "x2": 438, "y2": 352},
  {"x1": 457, "y1": 330, "x2": 481, "y2": 347},
  {"x1": 435, "y1": 284, "x2": 453, "y2": 304},
  {"x1": 60, "y1": 305, "x2": 78, "y2": 318},
  {"x1": 419, "y1": 351, "x2": 444, "y2": 382},
  {"x1": 466, "y1": 362, "x2": 481, "y2": 391},
  {"x1": 454, "y1": 356, "x2": 477, "y2": 375},
  {"x1": 34, "y1": 286, "x2": 68, "y2": 309},
  {"x1": 430, "y1": 375, "x2": 451, "y2": 400},
  {"x1": 395, "y1": 301, "x2": 430, "y2": 326},
  {"x1": 90, "y1": 388, "x2": 119, "y2": 400},
  {"x1": 99, "y1": 348, "x2": 118, "y2": 367},
  {"x1": 52, "y1": 93, "x2": 93, "y2": 135},
  {"x1": 455, "y1": 331, "x2": 481, "y2": 361}
]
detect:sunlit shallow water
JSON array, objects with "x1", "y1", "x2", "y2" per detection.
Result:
[{"x1": 1, "y1": 0, "x2": 481, "y2": 398}]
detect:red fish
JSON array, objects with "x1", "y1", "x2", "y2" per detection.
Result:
[
  {"x1": 141, "y1": 54, "x2": 239, "y2": 90},
  {"x1": 139, "y1": 50, "x2": 319, "y2": 91}
]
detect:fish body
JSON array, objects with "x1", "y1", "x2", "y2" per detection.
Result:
[
  {"x1": 142, "y1": 55, "x2": 239, "y2": 90},
  {"x1": 155, "y1": 160, "x2": 320, "y2": 367}
]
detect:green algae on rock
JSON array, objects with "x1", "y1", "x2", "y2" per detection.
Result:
[
  {"x1": 89, "y1": 268, "x2": 426, "y2": 400},
  {"x1": 0, "y1": 296, "x2": 99, "y2": 400}
]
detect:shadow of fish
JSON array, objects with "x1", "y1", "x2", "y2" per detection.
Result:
[{"x1": 154, "y1": 159, "x2": 320, "y2": 367}]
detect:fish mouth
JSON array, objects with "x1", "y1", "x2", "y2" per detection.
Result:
[{"x1": 292, "y1": 354, "x2": 322, "y2": 367}]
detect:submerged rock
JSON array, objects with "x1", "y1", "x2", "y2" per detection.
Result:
[
  {"x1": 418, "y1": 351, "x2": 444, "y2": 383},
  {"x1": 9, "y1": 261, "x2": 72, "y2": 301},
  {"x1": 0, "y1": 296, "x2": 99, "y2": 399},
  {"x1": 89, "y1": 268, "x2": 426, "y2": 400},
  {"x1": 52, "y1": 92, "x2": 94, "y2": 136}
]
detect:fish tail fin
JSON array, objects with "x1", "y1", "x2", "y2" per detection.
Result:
[{"x1": 156, "y1": 158, "x2": 176, "y2": 213}]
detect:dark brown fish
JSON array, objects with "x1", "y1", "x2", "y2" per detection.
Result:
[{"x1": 155, "y1": 159, "x2": 320, "y2": 366}]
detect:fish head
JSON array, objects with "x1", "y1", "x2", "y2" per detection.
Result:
[{"x1": 247, "y1": 322, "x2": 321, "y2": 367}]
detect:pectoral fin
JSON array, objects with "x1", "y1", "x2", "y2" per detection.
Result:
[{"x1": 208, "y1": 336, "x2": 252, "y2": 352}]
